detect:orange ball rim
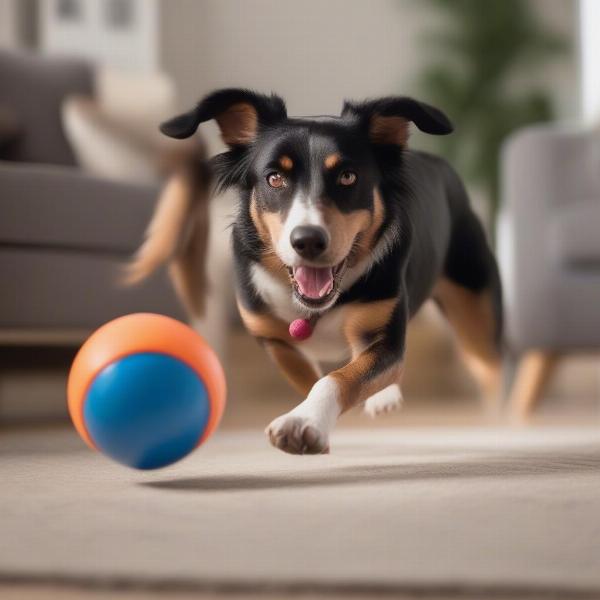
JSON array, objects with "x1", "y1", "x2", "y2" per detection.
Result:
[{"x1": 67, "y1": 313, "x2": 226, "y2": 450}]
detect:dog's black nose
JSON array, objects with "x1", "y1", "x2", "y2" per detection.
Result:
[{"x1": 290, "y1": 225, "x2": 329, "y2": 260}]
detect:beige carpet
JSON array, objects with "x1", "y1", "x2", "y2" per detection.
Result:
[{"x1": 2, "y1": 426, "x2": 600, "y2": 599}]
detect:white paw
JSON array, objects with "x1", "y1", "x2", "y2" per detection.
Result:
[
  {"x1": 265, "y1": 376, "x2": 340, "y2": 455},
  {"x1": 363, "y1": 384, "x2": 403, "y2": 418},
  {"x1": 265, "y1": 413, "x2": 329, "y2": 455}
]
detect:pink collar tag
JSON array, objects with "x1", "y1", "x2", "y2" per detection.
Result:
[{"x1": 289, "y1": 318, "x2": 313, "y2": 341}]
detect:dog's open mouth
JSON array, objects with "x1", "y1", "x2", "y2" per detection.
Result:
[{"x1": 288, "y1": 261, "x2": 347, "y2": 308}]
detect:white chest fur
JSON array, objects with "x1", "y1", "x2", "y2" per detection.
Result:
[
  {"x1": 300, "y1": 308, "x2": 349, "y2": 363},
  {"x1": 250, "y1": 264, "x2": 350, "y2": 364}
]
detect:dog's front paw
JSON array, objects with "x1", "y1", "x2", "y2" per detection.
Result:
[
  {"x1": 265, "y1": 413, "x2": 329, "y2": 455},
  {"x1": 364, "y1": 384, "x2": 403, "y2": 418}
]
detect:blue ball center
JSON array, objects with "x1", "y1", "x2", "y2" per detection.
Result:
[{"x1": 84, "y1": 352, "x2": 209, "y2": 469}]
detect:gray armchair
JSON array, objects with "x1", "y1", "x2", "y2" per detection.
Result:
[
  {"x1": 498, "y1": 124, "x2": 600, "y2": 417},
  {"x1": 0, "y1": 50, "x2": 183, "y2": 341}
]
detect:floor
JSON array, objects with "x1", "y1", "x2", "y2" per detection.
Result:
[
  {"x1": 0, "y1": 586, "x2": 564, "y2": 600},
  {"x1": 2, "y1": 312, "x2": 600, "y2": 599},
  {"x1": 0, "y1": 586, "x2": 587, "y2": 600},
  {"x1": 2, "y1": 427, "x2": 600, "y2": 600}
]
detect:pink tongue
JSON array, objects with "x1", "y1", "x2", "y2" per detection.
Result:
[{"x1": 293, "y1": 266, "x2": 333, "y2": 299}]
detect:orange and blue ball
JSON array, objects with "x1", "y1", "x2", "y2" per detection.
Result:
[{"x1": 67, "y1": 313, "x2": 226, "y2": 470}]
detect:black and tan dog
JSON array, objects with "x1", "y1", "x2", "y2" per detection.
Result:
[{"x1": 129, "y1": 88, "x2": 502, "y2": 455}]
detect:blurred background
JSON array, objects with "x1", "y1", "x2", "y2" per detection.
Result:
[{"x1": 1, "y1": 0, "x2": 599, "y2": 429}]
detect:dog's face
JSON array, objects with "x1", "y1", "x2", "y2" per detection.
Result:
[
  {"x1": 161, "y1": 89, "x2": 452, "y2": 311},
  {"x1": 247, "y1": 118, "x2": 384, "y2": 310}
]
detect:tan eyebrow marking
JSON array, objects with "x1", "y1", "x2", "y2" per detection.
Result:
[
  {"x1": 278, "y1": 155, "x2": 293, "y2": 171},
  {"x1": 324, "y1": 153, "x2": 341, "y2": 169}
]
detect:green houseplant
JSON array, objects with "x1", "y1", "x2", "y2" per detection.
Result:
[{"x1": 417, "y1": 0, "x2": 567, "y2": 233}]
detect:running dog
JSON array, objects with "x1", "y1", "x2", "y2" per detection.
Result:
[{"x1": 128, "y1": 88, "x2": 502, "y2": 455}]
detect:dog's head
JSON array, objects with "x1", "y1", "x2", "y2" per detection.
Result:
[{"x1": 161, "y1": 89, "x2": 452, "y2": 311}]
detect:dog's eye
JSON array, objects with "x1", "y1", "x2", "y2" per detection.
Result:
[
  {"x1": 267, "y1": 172, "x2": 286, "y2": 189},
  {"x1": 338, "y1": 170, "x2": 357, "y2": 186}
]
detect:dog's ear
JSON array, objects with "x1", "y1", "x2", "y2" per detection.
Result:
[
  {"x1": 342, "y1": 97, "x2": 453, "y2": 146},
  {"x1": 160, "y1": 88, "x2": 287, "y2": 146}
]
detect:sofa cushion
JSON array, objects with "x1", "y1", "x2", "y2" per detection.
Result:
[
  {"x1": 62, "y1": 96, "x2": 160, "y2": 184},
  {"x1": 0, "y1": 49, "x2": 93, "y2": 165},
  {"x1": 60, "y1": 68, "x2": 183, "y2": 184},
  {"x1": 550, "y1": 200, "x2": 600, "y2": 268},
  {"x1": 0, "y1": 248, "x2": 184, "y2": 329},
  {"x1": 0, "y1": 161, "x2": 157, "y2": 255},
  {"x1": 0, "y1": 104, "x2": 21, "y2": 158}
]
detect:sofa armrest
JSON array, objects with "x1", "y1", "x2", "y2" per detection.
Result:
[
  {"x1": 499, "y1": 124, "x2": 600, "y2": 351},
  {"x1": 0, "y1": 160, "x2": 159, "y2": 254},
  {"x1": 501, "y1": 124, "x2": 600, "y2": 216}
]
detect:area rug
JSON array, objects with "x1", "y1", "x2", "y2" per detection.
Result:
[{"x1": 1, "y1": 427, "x2": 600, "y2": 598}]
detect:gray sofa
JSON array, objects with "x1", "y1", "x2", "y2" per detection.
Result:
[
  {"x1": 0, "y1": 50, "x2": 183, "y2": 340},
  {"x1": 498, "y1": 123, "x2": 600, "y2": 417}
]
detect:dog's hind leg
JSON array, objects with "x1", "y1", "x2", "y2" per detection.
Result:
[
  {"x1": 434, "y1": 210, "x2": 503, "y2": 406},
  {"x1": 363, "y1": 383, "x2": 403, "y2": 418}
]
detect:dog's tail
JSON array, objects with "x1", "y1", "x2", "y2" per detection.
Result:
[{"x1": 124, "y1": 145, "x2": 212, "y2": 317}]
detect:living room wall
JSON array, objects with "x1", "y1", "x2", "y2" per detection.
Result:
[{"x1": 160, "y1": 0, "x2": 579, "y2": 120}]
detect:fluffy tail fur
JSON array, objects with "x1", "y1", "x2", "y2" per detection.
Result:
[{"x1": 124, "y1": 144, "x2": 212, "y2": 317}]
